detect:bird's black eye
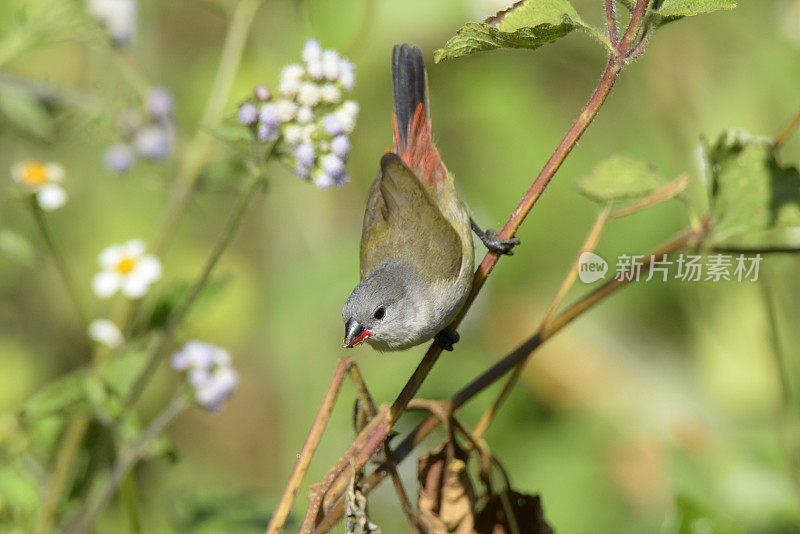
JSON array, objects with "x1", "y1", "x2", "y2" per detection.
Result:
[{"x1": 373, "y1": 307, "x2": 385, "y2": 320}]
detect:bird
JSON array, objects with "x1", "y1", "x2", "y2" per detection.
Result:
[{"x1": 342, "y1": 44, "x2": 518, "y2": 352}]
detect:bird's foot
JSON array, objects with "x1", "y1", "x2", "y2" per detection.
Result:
[
  {"x1": 471, "y1": 219, "x2": 520, "y2": 255},
  {"x1": 435, "y1": 329, "x2": 460, "y2": 351}
]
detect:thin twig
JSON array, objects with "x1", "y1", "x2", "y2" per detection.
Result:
[
  {"x1": 772, "y1": 104, "x2": 800, "y2": 153},
  {"x1": 608, "y1": 173, "x2": 689, "y2": 219},
  {"x1": 345, "y1": 365, "x2": 421, "y2": 533},
  {"x1": 605, "y1": 0, "x2": 619, "y2": 48},
  {"x1": 266, "y1": 358, "x2": 356, "y2": 534}
]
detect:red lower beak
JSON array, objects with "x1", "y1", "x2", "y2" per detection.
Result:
[
  {"x1": 344, "y1": 318, "x2": 372, "y2": 348},
  {"x1": 346, "y1": 329, "x2": 372, "y2": 348}
]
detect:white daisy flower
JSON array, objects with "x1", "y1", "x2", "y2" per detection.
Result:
[
  {"x1": 92, "y1": 239, "x2": 162, "y2": 299},
  {"x1": 88, "y1": 319, "x2": 123, "y2": 348},
  {"x1": 11, "y1": 162, "x2": 68, "y2": 211}
]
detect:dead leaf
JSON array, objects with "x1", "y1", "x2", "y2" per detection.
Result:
[
  {"x1": 417, "y1": 441, "x2": 476, "y2": 533},
  {"x1": 474, "y1": 490, "x2": 553, "y2": 534}
]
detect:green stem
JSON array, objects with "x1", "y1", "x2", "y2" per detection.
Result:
[
  {"x1": 66, "y1": 397, "x2": 189, "y2": 534},
  {"x1": 29, "y1": 197, "x2": 89, "y2": 328},
  {"x1": 118, "y1": 473, "x2": 142, "y2": 534},
  {"x1": 35, "y1": 416, "x2": 91, "y2": 534},
  {"x1": 123, "y1": 164, "x2": 269, "y2": 412},
  {"x1": 153, "y1": 0, "x2": 264, "y2": 254}
]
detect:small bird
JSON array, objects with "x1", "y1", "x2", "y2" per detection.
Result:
[{"x1": 342, "y1": 44, "x2": 518, "y2": 352}]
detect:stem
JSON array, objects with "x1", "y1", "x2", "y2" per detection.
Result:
[
  {"x1": 118, "y1": 473, "x2": 142, "y2": 534},
  {"x1": 772, "y1": 104, "x2": 800, "y2": 153},
  {"x1": 761, "y1": 278, "x2": 800, "y2": 519},
  {"x1": 153, "y1": 0, "x2": 264, "y2": 254},
  {"x1": 29, "y1": 198, "x2": 90, "y2": 327},
  {"x1": 124, "y1": 169, "x2": 268, "y2": 411},
  {"x1": 313, "y1": 219, "x2": 710, "y2": 532},
  {"x1": 66, "y1": 397, "x2": 189, "y2": 534},
  {"x1": 35, "y1": 417, "x2": 91, "y2": 534},
  {"x1": 605, "y1": 0, "x2": 619, "y2": 47},
  {"x1": 266, "y1": 358, "x2": 355, "y2": 534}
]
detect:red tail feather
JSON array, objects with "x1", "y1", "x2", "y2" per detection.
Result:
[{"x1": 391, "y1": 104, "x2": 447, "y2": 188}]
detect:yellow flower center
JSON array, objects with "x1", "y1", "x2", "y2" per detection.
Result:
[
  {"x1": 23, "y1": 163, "x2": 49, "y2": 185},
  {"x1": 115, "y1": 257, "x2": 136, "y2": 275}
]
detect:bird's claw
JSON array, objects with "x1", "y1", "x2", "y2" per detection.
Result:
[
  {"x1": 483, "y1": 229, "x2": 520, "y2": 255},
  {"x1": 435, "y1": 329, "x2": 460, "y2": 351}
]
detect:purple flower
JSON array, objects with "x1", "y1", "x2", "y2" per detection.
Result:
[
  {"x1": 295, "y1": 163, "x2": 310, "y2": 179},
  {"x1": 146, "y1": 87, "x2": 173, "y2": 120},
  {"x1": 238, "y1": 102, "x2": 258, "y2": 125},
  {"x1": 104, "y1": 143, "x2": 135, "y2": 173},
  {"x1": 259, "y1": 103, "x2": 280, "y2": 126},
  {"x1": 295, "y1": 143, "x2": 315, "y2": 167},
  {"x1": 330, "y1": 135, "x2": 350, "y2": 158},
  {"x1": 254, "y1": 85, "x2": 272, "y2": 102},
  {"x1": 320, "y1": 154, "x2": 344, "y2": 176},
  {"x1": 314, "y1": 171, "x2": 335, "y2": 189},
  {"x1": 258, "y1": 123, "x2": 278, "y2": 142},
  {"x1": 171, "y1": 340, "x2": 238, "y2": 412},
  {"x1": 134, "y1": 125, "x2": 171, "y2": 159},
  {"x1": 333, "y1": 170, "x2": 350, "y2": 186},
  {"x1": 322, "y1": 114, "x2": 343, "y2": 136}
]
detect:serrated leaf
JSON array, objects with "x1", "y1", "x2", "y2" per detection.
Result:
[
  {"x1": 704, "y1": 131, "x2": 800, "y2": 250},
  {"x1": 434, "y1": 0, "x2": 600, "y2": 63},
  {"x1": 577, "y1": 154, "x2": 666, "y2": 202},
  {"x1": 0, "y1": 85, "x2": 54, "y2": 139},
  {"x1": 653, "y1": 0, "x2": 737, "y2": 18}
]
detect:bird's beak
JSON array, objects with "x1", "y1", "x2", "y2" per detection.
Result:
[{"x1": 344, "y1": 318, "x2": 372, "y2": 348}]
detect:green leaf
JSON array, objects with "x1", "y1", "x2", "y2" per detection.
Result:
[
  {"x1": 22, "y1": 370, "x2": 89, "y2": 419},
  {"x1": 434, "y1": 0, "x2": 603, "y2": 63},
  {"x1": 102, "y1": 351, "x2": 148, "y2": 399},
  {"x1": 208, "y1": 123, "x2": 253, "y2": 145},
  {"x1": 653, "y1": 0, "x2": 737, "y2": 18},
  {"x1": 0, "y1": 467, "x2": 39, "y2": 518},
  {"x1": 704, "y1": 131, "x2": 800, "y2": 251},
  {"x1": 141, "y1": 276, "x2": 232, "y2": 334},
  {"x1": 576, "y1": 154, "x2": 666, "y2": 202},
  {"x1": 0, "y1": 85, "x2": 54, "y2": 140}
]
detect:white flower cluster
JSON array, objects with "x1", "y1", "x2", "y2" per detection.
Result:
[
  {"x1": 88, "y1": 318, "x2": 124, "y2": 348},
  {"x1": 237, "y1": 39, "x2": 359, "y2": 189},
  {"x1": 92, "y1": 239, "x2": 162, "y2": 299},
  {"x1": 171, "y1": 341, "x2": 239, "y2": 411},
  {"x1": 105, "y1": 87, "x2": 174, "y2": 174},
  {"x1": 11, "y1": 162, "x2": 68, "y2": 211},
  {"x1": 86, "y1": 0, "x2": 136, "y2": 46}
]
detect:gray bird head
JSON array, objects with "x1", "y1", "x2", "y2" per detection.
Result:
[{"x1": 342, "y1": 261, "x2": 429, "y2": 351}]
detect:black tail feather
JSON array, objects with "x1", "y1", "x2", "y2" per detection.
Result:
[{"x1": 392, "y1": 44, "x2": 428, "y2": 151}]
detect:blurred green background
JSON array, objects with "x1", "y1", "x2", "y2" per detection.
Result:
[{"x1": 2, "y1": 0, "x2": 800, "y2": 532}]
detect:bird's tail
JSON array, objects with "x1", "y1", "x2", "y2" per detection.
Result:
[{"x1": 391, "y1": 44, "x2": 446, "y2": 187}]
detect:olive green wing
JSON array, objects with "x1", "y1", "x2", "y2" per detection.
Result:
[{"x1": 360, "y1": 153, "x2": 462, "y2": 282}]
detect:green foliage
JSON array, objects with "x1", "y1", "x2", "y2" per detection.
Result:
[
  {"x1": 143, "y1": 276, "x2": 232, "y2": 333},
  {"x1": 0, "y1": 466, "x2": 39, "y2": 524},
  {"x1": 0, "y1": 228, "x2": 36, "y2": 266},
  {"x1": 0, "y1": 85, "x2": 55, "y2": 140},
  {"x1": 169, "y1": 492, "x2": 274, "y2": 533},
  {"x1": 653, "y1": 0, "x2": 737, "y2": 18},
  {"x1": 703, "y1": 131, "x2": 800, "y2": 250},
  {"x1": 576, "y1": 154, "x2": 666, "y2": 202},
  {"x1": 434, "y1": 0, "x2": 605, "y2": 63},
  {"x1": 22, "y1": 370, "x2": 90, "y2": 419}
]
